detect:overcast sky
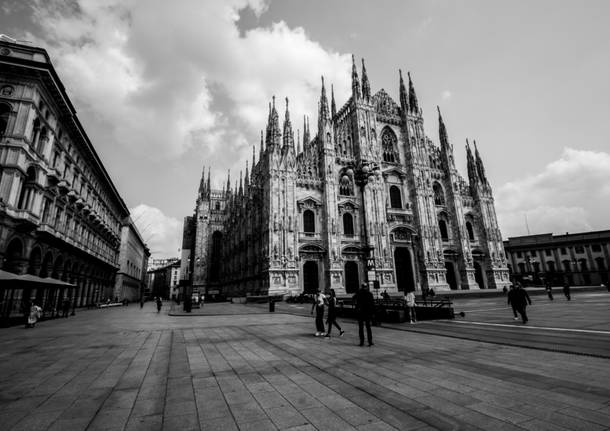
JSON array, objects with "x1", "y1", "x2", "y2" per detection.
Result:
[{"x1": 2, "y1": 0, "x2": 609, "y2": 258}]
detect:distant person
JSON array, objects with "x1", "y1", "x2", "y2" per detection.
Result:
[
  {"x1": 140, "y1": 298, "x2": 144, "y2": 309},
  {"x1": 405, "y1": 290, "x2": 417, "y2": 323},
  {"x1": 325, "y1": 289, "x2": 344, "y2": 337},
  {"x1": 310, "y1": 289, "x2": 327, "y2": 336},
  {"x1": 355, "y1": 283, "x2": 375, "y2": 346},
  {"x1": 545, "y1": 281, "x2": 554, "y2": 301},
  {"x1": 563, "y1": 282, "x2": 571, "y2": 301},
  {"x1": 156, "y1": 297, "x2": 162, "y2": 313},
  {"x1": 382, "y1": 290, "x2": 390, "y2": 300},
  {"x1": 27, "y1": 302, "x2": 42, "y2": 328},
  {"x1": 508, "y1": 284, "x2": 532, "y2": 324},
  {"x1": 421, "y1": 286, "x2": 428, "y2": 303},
  {"x1": 61, "y1": 297, "x2": 71, "y2": 317}
]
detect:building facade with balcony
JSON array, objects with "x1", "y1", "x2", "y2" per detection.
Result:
[
  {"x1": 146, "y1": 259, "x2": 180, "y2": 300},
  {"x1": 0, "y1": 37, "x2": 130, "y2": 311},
  {"x1": 114, "y1": 219, "x2": 150, "y2": 302},
  {"x1": 504, "y1": 231, "x2": 610, "y2": 286},
  {"x1": 182, "y1": 58, "x2": 510, "y2": 297}
]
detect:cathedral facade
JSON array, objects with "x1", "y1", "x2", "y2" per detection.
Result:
[{"x1": 182, "y1": 57, "x2": 510, "y2": 297}]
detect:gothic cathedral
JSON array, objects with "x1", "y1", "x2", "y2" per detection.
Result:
[{"x1": 181, "y1": 57, "x2": 510, "y2": 298}]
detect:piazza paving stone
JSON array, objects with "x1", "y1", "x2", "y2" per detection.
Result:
[{"x1": 0, "y1": 299, "x2": 608, "y2": 430}]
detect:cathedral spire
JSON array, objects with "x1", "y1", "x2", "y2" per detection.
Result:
[
  {"x1": 252, "y1": 145, "x2": 256, "y2": 170},
  {"x1": 351, "y1": 54, "x2": 361, "y2": 100},
  {"x1": 473, "y1": 140, "x2": 488, "y2": 184},
  {"x1": 245, "y1": 161, "x2": 249, "y2": 189},
  {"x1": 283, "y1": 97, "x2": 294, "y2": 148},
  {"x1": 437, "y1": 106, "x2": 449, "y2": 150},
  {"x1": 297, "y1": 129, "x2": 301, "y2": 154},
  {"x1": 226, "y1": 169, "x2": 231, "y2": 194},
  {"x1": 466, "y1": 139, "x2": 478, "y2": 186},
  {"x1": 198, "y1": 165, "x2": 206, "y2": 195},
  {"x1": 408, "y1": 71, "x2": 419, "y2": 114},
  {"x1": 331, "y1": 84, "x2": 337, "y2": 118},
  {"x1": 319, "y1": 76, "x2": 330, "y2": 122},
  {"x1": 206, "y1": 166, "x2": 210, "y2": 194},
  {"x1": 259, "y1": 130, "x2": 264, "y2": 158},
  {"x1": 267, "y1": 96, "x2": 281, "y2": 148},
  {"x1": 361, "y1": 57, "x2": 371, "y2": 101},
  {"x1": 239, "y1": 170, "x2": 243, "y2": 196},
  {"x1": 399, "y1": 69, "x2": 409, "y2": 113}
]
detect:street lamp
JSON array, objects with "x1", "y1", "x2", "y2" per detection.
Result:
[{"x1": 349, "y1": 161, "x2": 381, "y2": 290}]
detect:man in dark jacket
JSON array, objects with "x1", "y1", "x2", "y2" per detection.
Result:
[
  {"x1": 355, "y1": 283, "x2": 375, "y2": 346},
  {"x1": 507, "y1": 285, "x2": 532, "y2": 323}
]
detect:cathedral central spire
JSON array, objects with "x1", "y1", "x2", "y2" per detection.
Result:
[
  {"x1": 331, "y1": 84, "x2": 337, "y2": 118},
  {"x1": 267, "y1": 96, "x2": 281, "y2": 148}
]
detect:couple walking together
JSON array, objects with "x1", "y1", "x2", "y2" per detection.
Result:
[
  {"x1": 311, "y1": 283, "x2": 375, "y2": 346},
  {"x1": 311, "y1": 288, "x2": 344, "y2": 338}
]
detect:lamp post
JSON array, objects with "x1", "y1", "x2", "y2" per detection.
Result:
[{"x1": 349, "y1": 161, "x2": 381, "y2": 291}]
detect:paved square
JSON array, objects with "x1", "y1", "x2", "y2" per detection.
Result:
[{"x1": 0, "y1": 302, "x2": 609, "y2": 430}]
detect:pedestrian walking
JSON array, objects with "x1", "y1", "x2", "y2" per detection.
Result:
[
  {"x1": 26, "y1": 302, "x2": 42, "y2": 328},
  {"x1": 325, "y1": 289, "x2": 344, "y2": 337},
  {"x1": 310, "y1": 289, "x2": 326, "y2": 336},
  {"x1": 563, "y1": 282, "x2": 571, "y2": 301},
  {"x1": 156, "y1": 297, "x2": 162, "y2": 313},
  {"x1": 507, "y1": 284, "x2": 532, "y2": 323},
  {"x1": 507, "y1": 285, "x2": 519, "y2": 320},
  {"x1": 545, "y1": 281, "x2": 554, "y2": 300},
  {"x1": 355, "y1": 283, "x2": 375, "y2": 346},
  {"x1": 140, "y1": 298, "x2": 144, "y2": 309},
  {"x1": 405, "y1": 290, "x2": 417, "y2": 323},
  {"x1": 61, "y1": 297, "x2": 71, "y2": 317}
]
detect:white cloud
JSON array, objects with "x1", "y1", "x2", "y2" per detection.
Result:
[
  {"x1": 441, "y1": 90, "x2": 452, "y2": 100},
  {"x1": 130, "y1": 204, "x2": 182, "y2": 259},
  {"x1": 26, "y1": 0, "x2": 350, "y2": 165},
  {"x1": 496, "y1": 148, "x2": 610, "y2": 238}
]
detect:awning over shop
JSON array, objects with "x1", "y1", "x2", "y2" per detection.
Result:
[{"x1": 0, "y1": 270, "x2": 76, "y2": 289}]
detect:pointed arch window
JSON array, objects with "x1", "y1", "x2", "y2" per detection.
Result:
[
  {"x1": 389, "y1": 185, "x2": 402, "y2": 209},
  {"x1": 343, "y1": 213, "x2": 354, "y2": 236},
  {"x1": 0, "y1": 103, "x2": 10, "y2": 137},
  {"x1": 303, "y1": 210, "x2": 315, "y2": 233},
  {"x1": 381, "y1": 128, "x2": 398, "y2": 163},
  {"x1": 439, "y1": 219, "x2": 449, "y2": 240},
  {"x1": 466, "y1": 221, "x2": 475, "y2": 241},
  {"x1": 433, "y1": 182, "x2": 445, "y2": 206}
]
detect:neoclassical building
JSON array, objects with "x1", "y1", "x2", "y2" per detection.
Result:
[
  {"x1": 0, "y1": 37, "x2": 131, "y2": 314},
  {"x1": 182, "y1": 57, "x2": 510, "y2": 297}
]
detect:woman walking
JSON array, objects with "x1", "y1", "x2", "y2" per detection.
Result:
[
  {"x1": 310, "y1": 289, "x2": 326, "y2": 336},
  {"x1": 325, "y1": 289, "x2": 344, "y2": 337}
]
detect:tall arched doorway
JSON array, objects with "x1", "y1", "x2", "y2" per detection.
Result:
[
  {"x1": 303, "y1": 261, "x2": 319, "y2": 294},
  {"x1": 474, "y1": 262, "x2": 485, "y2": 289},
  {"x1": 445, "y1": 261, "x2": 458, "y2": 290},
  {"x1": 344, "y1": 261, "x2": 359, "y2": 293},
  {"x1": 394, "y1": 247, "x2": 415, "y2": 292}
]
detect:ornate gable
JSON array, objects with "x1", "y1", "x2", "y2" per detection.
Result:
[{"x1": 373, "y1": 89, "x2": 401, "y2": 124}]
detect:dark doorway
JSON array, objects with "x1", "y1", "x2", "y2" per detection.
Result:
[
  {"x1": 474, "y1": 262, "x2": 485, "y2": 289},
  {"x1": 394, "y1": 247, "x2": 414, "y2": 292},
  {"x1": 445, "y1": 261, "x2": 458, "y2": 290},
  {"x1": 344, "y1": 261, "x2": 359, "y2": 293},
  {"x1": 303, "y1": 261, "x2": 319, "y2": 294}
]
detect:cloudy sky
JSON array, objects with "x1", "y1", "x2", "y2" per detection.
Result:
[{"x1": 2, "y1": 0, "x2": 609, "y2": 258}]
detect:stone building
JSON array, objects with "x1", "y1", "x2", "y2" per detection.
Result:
[
  {"x1": 147, "y1": 259, "x2": 180, "y2": 300},
  {"x1": 182, "y1": 57, "x2": 510, "y2": 297},
  {"x1": 0, "y1": 37, "x2": 130, "y2": 312},
  {"x1": 113, "y1": 219, "x2": 150, "y2": 301},
  {"x1": 504, "y1": 231, "x2": 610, "y2": 286}
]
